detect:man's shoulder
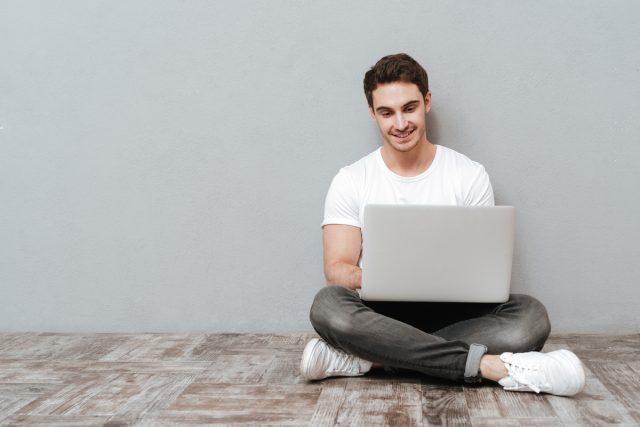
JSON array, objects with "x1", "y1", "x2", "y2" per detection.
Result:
[
  {"x1": 437, "y1": 145, "x2": 487, "y2": 173},
  {"x1": 336, "y1": 148, "x2": 380, "y2": 178}
]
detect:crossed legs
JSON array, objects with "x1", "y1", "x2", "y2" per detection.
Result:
[{"x1": 309, "y1": 286, "x2": 551, "y2": 382}]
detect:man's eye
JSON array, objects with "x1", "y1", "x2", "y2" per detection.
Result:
[
  {"x1": 381, "y1": 112, "x2": 391, "y2": 117},
  {"x1": 406, "y1": 107, "x2": 416, "y2": 112}
]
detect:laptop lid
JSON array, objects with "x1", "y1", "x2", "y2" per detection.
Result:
[{"x1": 360, "y1": 205, "x2": 515, "y2": 302}]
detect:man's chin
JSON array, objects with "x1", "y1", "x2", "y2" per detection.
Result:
[{"x1": 388, "y1": 140, "x2": 419, "y2": 153}]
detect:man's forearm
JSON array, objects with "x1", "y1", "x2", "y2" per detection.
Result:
[{"x1": 325, "y1": 262, "x2": 362, "y2": 290}]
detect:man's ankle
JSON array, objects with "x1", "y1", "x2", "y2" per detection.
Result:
[{"x1": 480, "y1": 354, "x2": 509, "y2": 382}]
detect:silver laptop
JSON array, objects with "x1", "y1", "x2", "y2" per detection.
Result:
[{"x1": 360, "y1": 205, "x2": 515, "y2": 302}]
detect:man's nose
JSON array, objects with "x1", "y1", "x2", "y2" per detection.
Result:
[{"x1": 395, "y1": 114, "x2": 408, "y2": 130}]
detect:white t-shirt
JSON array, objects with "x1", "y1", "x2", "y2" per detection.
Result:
[{"x1": 322, "y1": 145, "x2": 494, "y2": 228}]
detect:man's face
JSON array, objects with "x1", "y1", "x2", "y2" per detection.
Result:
[{"x1": 369, "y1": 82, "x2": 431, "y2": 153}]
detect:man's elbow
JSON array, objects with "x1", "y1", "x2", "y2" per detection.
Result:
[
  {"x1": 323, "y1": 261, "x2": 360, "y2": 290},
  {"x1": 324, "y1": 261, "x2": 348, "y2": 287},
  {"x1": 323, "y1": 265, "x2": 337, "y2": 286}
]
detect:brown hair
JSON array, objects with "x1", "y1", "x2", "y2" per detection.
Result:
[{"x1": 363, "y1": 53, "x2": 429, "y2": 108}]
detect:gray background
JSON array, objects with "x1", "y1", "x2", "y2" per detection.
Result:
[{"x1": 1, "y1": 1, "x2": 639, "y2": 333}]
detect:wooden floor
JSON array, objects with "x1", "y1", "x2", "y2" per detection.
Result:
[{"x1": 0, "y1": 333, "x2": 638, "y2": 426}]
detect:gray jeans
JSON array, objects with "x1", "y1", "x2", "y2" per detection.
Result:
[{"x1": 309, "y1": 286, "x2": 551, "y2": 383}]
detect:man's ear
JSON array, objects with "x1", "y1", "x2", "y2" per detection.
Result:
[
  {"x1": 424, "y1": 92, "x2": 432, "y2": 113},
  {"x1": 369, "y1": 106, "x2": 376, "y2": 121}
]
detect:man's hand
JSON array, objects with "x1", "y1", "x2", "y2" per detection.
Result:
[{"x1": 323, "y1": 224, "x2": 363, "y2": 290}]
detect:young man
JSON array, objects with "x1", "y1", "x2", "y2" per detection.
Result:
[{"x1": 300, "y1": 53, "x2": 586, "y2": 396}]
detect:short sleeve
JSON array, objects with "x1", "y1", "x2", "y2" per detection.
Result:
[
  {"x1": 322, "y1": 169, "x2": 361, "y2": 228},
  {"x1": 464, "y1": 165, "x2": 495, "y2": 206}
]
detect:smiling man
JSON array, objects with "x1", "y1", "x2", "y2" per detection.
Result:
[{"x1": 299, "y1": 53, "x2": 586, "y2": 396}]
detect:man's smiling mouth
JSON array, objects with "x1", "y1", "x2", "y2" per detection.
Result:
[{"x1": 393, "y1": 129, "x2": 414, "y2": 139}]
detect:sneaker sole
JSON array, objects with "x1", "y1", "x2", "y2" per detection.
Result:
[{"x1": 548, "y1": 349, "x2": 586, "y2": 396}]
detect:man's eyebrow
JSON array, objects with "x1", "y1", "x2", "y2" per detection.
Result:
[
  {"x1": 375, "y1": 100, "x2": 420, "y2": 113},
  {"x1": 402, "y1": 100, "x2": 420, "y2": 108}
]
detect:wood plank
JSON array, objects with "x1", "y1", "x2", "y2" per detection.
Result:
[
  {"x1": 189, "y1": 333, "x2": 313, "y2": 358},
  {"x1": 198, "y1": 349, "x2": 307, "y2": 384},
  {"x1": 420, "y1": 381, "x2": 471, "y2": 426},
  {"x1": 469, "y1": 418, "x2": 565, "y2": 426},
  {"x1": 330, "y1": 377, "x2": 423, "y2": 426},
  {"x1": 0, "y1": 359, "x2": 100, "y2": 385},
  {"x1": 0, "y1": 414, "x2": 111, "y2": 426},
  {"x1": 107, "y1": 374, "x2": 195, "y2": 425},
  {"x1": 0, "y1": 396, "x2": 41, "y2": 424},
  {"x1": 546, "y1": 363, "x2": 637, "y2": 425},
  {"x1": 308, "y1": 380, "x2": 348, "y2": 426},
  {"x1": 0, "y1": 359, "x2": 210, "y2": 384},
  {"x1": 548, "y1": 334, "x2": 640, "y2": 362},
  {"x1": 99, "y1": 334, "x2": 207, "y2": 362},
  {"x1": 0, "y1": 334, "x2": 125, "y2": 361},
  {"x1": 147, "y1": 383, "x2": 322, "y2": 425},
  {"x1": 14, "y1": 374, "x2": 119, "y2": 416},
  {"x1": 0, "y1": 333, "x2": 36, "y2": 355},
  {"x1": 0, "y1": 383, "x2": 65, "y2": 423},
  {"x1": 464, "y1": 383, "x2": 556, "y2": 420},
  {"x1": 588, "y1": 361, "x2": 640, "y2": 424},
  {"x1": 196, "y1": 353, "x2": 276, "y2": 384}
]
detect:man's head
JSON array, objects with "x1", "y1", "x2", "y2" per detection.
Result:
[
  {"x1": 363, "y1": 53, "x2": 429, "y2": 109},
  {"x1": 364, "y1": 54, "x2": 432, "y2": 154}
]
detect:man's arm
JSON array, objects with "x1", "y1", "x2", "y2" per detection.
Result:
[{"x1": 322, "y1": 224, "x2": 362, "y2": 290}]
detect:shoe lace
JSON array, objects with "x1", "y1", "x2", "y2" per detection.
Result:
[
  {"x1": 329, "y1": 349, "x2": 362, "y2": 373},
  {"x1": 506, "y1": 361, "x2": 548, "y2": 393}
]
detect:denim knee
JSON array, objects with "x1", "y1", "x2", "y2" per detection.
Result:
[
  {"x1": 494, "y1": 294, "x2": 551, "y2": 352},
  {"x1": 309, "y1": 286, "x2": 360, "y2": 341}
]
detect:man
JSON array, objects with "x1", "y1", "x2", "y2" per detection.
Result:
[{"x1": 300, "y1": 53, "x2": 586, "y2": 396}]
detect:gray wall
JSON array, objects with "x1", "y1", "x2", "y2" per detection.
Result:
[{"x1": 1, "y1": 1, "x2": 639, "y2": 333}]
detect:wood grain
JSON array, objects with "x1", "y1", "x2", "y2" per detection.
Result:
[
  {"x1": 0, "y1": 333, "x2": 638, "y2": 426},
  {"x1": 421, "y1": 382, "x2": 470, "y2": 426}
]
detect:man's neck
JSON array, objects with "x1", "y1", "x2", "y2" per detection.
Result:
[{"x1": 380, "y1": 140, "x2": 436, "y2": 177}]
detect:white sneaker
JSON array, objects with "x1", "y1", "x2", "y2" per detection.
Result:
[
  {"x1": 300, "y1": 338, "x2": 372, "y2": 380},
  {"x1": 499, "y1": 349, "x2": 586, "y2": 396}
]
